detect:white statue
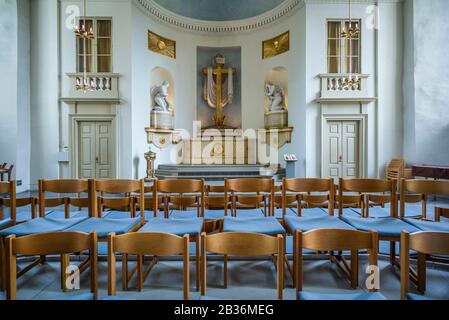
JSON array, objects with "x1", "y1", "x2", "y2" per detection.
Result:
[
  {"x1": 265, "y1": 82, "x2": 286, "y2": 112},
  {"x1": 151, "y1": 80, "x2": 172, "y2": 112}
]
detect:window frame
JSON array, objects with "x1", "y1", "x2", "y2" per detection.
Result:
[
  {"x1": 76, "y1": 17, "x2": 113, "y2": 73},
  {"x1": 326, "y1": 19, "x2": 361, "y2": 74}
]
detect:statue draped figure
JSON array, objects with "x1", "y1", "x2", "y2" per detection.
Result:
[
  {"x1": 265, "y1": 82, "x2": 286, "y2": 112},
  {"x1": 151, "y1": 80, "x2": 172, "y2": 113}
]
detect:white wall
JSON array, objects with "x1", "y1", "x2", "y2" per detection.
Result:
[{"x1": 403, "y1": 0, "x2": 449, "y2": 166}]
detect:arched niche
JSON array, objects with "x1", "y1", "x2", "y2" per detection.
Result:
[
  {"x1": 264, "y1": 67, "x2": 288, "y2": 129},
  {"x1": 150, "y1": 67, "x2": 175, "y2": 110}
]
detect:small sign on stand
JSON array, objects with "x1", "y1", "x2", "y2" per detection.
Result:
[{"x1": 284, "y1": 154, "x2": 298, "y2": 178}]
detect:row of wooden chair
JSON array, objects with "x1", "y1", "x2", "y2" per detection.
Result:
[
  {"x1": 1, "y1": 177, "x2": 449, "y2": 300},
  {"x1": 4, "y1": 227, "x2": 449, "y2": 300}
]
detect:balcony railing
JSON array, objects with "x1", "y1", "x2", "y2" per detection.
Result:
[
  {"x1": 66, "y1": 73, "x2": 120, "y2": 101},
  {"x1": 319, "y1": 73, "x2": 370, "y2": 99}
]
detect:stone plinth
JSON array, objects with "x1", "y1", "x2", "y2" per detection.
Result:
[
  {"x1": 265, "y1": 110, "x2": 288, "y2": 129},
  {"x1": 150, "y1": 110, "x2": 174, "y2": 130}
]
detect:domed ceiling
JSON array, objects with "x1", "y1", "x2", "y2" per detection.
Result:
[{"x1": 153, "y1": 0, "x2": 286, "y2": 21}]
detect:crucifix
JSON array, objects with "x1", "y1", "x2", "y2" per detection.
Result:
[{"x1": 202, "y1": 54, "x2": 236, "y2": 128}]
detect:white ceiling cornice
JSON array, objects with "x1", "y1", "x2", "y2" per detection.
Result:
[
  {"x1": 133, "y1": 0, "x2": 403, "y2": 35},
  {"x1": 133, "y1": 0, "x2": 305, "y2": 35}
]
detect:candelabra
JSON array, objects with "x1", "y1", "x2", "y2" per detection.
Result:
[{"x1": 144, "y1": 148, "x2": 157, "y2": 182}]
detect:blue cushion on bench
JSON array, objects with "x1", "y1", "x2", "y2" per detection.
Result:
[
  {"x1": 0, "y1": 218, "x2": 13, "y2": 229},
  {"x1": 138, "y1": 218, "x2": 203, "y2": 237},
  {"x1": 0, "y1": 217, "x2": 87, "y2": 237},
  {"x1": 341, "y1": 216, "x2": 420, "y2": 238},
  {"x1": 285, "y1": 215, "x2": 355, "y2": 233},
  {"x1": 403, "y1": 218, "x2": 449, "y2": 232},
  {"x1": 66, "y1": 217, "x2": 142, "y2": 238},
  {"x1": 406, "y1": 293, "x2": 437, "y2": 300},
  {"x1": 223, "y1": 217, "x2": 285, "y2": 235},
  {"x1": 299, "y1": 291, "x2": 387, "y2": 300},
  {"x1": 170, "y1": 210, "x2": 200, "y2": 220},
  {"x1": 204, "y1": 209, "x2": 226, "y2": 220},
  {"x1": 234, "y1": 208, "x2": 265, "y2": 218}
]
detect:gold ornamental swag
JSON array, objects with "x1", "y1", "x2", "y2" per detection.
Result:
[{"x1": 74, "y1": 0, "x2": 95, "y2": 92}]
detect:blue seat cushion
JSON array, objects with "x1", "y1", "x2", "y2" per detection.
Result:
[
  {"x1": 341, "y1": 216, "x2": 420, "y2": 238},
  {"x1": 299, "y1": 291, "x2": 387, "y2": 300},
  {"x1": 334, "y1": 208, "x2": 362, "y2": 217},
  {"x1": 138, "y1": 218, "x2": 203, "y2": 237},
  {"x1": 101, "y1": 295, "x2": 129, "y2": 300},
  {"x1": 406, "y1": 293, "x2": 437, "y2": 300},
  {"x1": 0, "y1": 217, "x2": 87, "y2": 237},
  {"x1": 274, "y1": 208, "x2": 322, "y2": 219},
  {"x1": 234, "y1": 208, "x2": 265, "y2": 218},
  {"x1": 54, "y1": 293, "x2": 95, "y2": 300},
  {"x1": 357, "y1": 207, "x2": 422, "y2": 219},
  {"x1": 223, "y1": 217, "x2": 285, "y2": 235},
  {"x1": 66, "y1": 217, "x2": 142, "y2": 238},
  {"x1": 403, "y1": 218, "x2": 449, "y2": 232},
  {"x1": 285, "y1": 215, "x2": 355, "y2": 233},
  {"x1": 199, "y1": 296, "x2": 225, "y2": 300},
  {"x1": 204, "y1": 209, "x2": 226, "y2": 220},
  {"x1": 103, "y1": 210, "x2": 134, "y2": 219},
  {"x1": 170, "y1": 210, "x2": 200, "y2": 220},
  {"x1": 46, "y1": 210, "x2": 90, "y2": 219},
  {"x1": 0, "y1": 218, "x2": 13, "y2": 229}
]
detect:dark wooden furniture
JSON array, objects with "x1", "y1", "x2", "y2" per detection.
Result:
[{"x1": 412, "y1": 165, "x2": 449, "y2": 180}]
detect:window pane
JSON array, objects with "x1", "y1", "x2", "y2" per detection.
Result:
[
  {"x1": 77, "y1": 38, "x2": 92, "y2": 55},
  {"x1": 328, "y1": 39, "x2": 340, "y2": 56},
  {"x1": 328, "y1": 22, "x2": 340, "y2": 39},
  {"x1": 328, "y1": 57, "x2": 340, "y2": 73},
  {"x1": 97, "y1": 20, "x2": 111, "y2": 37},
  {"x1": 345, "y1": 56, "x2": 359, "y2": 74},
  {"x1": 345, "y1": 39, "x2": 359, "y2": 56},
  {"x1": 97, "y1": 38, "x2": 111, "y2": 55},
  {"x1": 97, "y1": 56, "x2": 111, "y2": 72},
  {"x1": 78, "y1": 55, "x2": 92, "y2": 73}
]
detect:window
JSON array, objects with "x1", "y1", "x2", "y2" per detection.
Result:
[
  {"x1": 327, "y1": 20, "x2": 360, "y2": 74},
  {"x1": 76, "y1": 18, "x2": 112, "y2": 73}
]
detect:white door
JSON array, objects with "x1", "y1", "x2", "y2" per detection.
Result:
[
  {"x1": 78, "y1": 121, "x2": 114, "y2": 179},
  {"x1": 323, "y1": 120, "x2": 359, "y2": 180}
]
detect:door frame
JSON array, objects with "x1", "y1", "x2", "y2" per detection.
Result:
[
  {"x1": 69, "y1": 115, "x2": 118, "y2": 179},
  {"x1": 321, "y1": 114, "x2": 367, "y2": 179}
]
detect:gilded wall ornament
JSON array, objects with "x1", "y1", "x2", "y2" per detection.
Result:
[
  {"x1": 148, "y1": 31, "x2": 176, "y2": 59},
  {"x1": 262, "y1": 31, "x2": 290, "y2": 59}
]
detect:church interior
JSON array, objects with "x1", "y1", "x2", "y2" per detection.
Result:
[{"x1": 0, "y1": 0, "x2": 448, "y2": 302}]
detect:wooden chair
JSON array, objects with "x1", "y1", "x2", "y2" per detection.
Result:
[
  {"x1": 108, "y1": 232, "x2": 190, "y2": 299},
  {"x1": 0, "y1": 165, "x2": 13, "y2": 182},
  {"x1": 400, "y1": 231, "x2": 449, "y2": 299},
  {"x1": 139, "y1": 179, "x2": 204, "y2": 291},
  {"x1": 399, "y1": 179, "x2": 449, "y2": 267},
  {"x1": 296, "y1": 228, "x2": 385, "y2": 300},
  {"x1": 5, "y1": 197, "x2": 37, "y2": 222},
  {"x1": 203, "y1": 185, "x2": 230, "y2": 233},
  {"x1": 339, "y1": 179, "x2": 420, "y2": 269},
  {"x1": 0, "y1": 181, "x2": 16, "y2": 291},
  {"x1": 5, "y1": 231, "x2": 97, "y2": 300},
  {"x1": 200, "y1": 232, "x2": 284, "y2": 300},
  {"x1": 225, "y1": 178, "x2": 274, "y2": 218}
]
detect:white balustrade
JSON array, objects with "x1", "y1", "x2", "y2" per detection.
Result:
[
  {"x1": 319, "y1": 73, "x2": 370, "y2": 99},
  {"x1": 66, "y1": 73, "x2": 120, "y2": 100}
]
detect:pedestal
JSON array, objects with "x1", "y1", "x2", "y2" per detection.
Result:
[
  {"x1": 150, "y1": 110, "x2": 174, "y2": 130},
  {"x1": 265, "y1": 110, "x2": 288, "y2": 129}
]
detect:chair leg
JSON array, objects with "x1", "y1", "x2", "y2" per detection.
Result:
[
  {"x1": 417, "y1": 253, "x2": 427, "y2": 294},
  {"x1": 122, "y1": 254, "x2": 128, "y2": 291},
  {"x1": 195, "y1": 237, "x2": 200, "y2": 291},
  {"x1": 223, "y1": 254, "x2": 228, "y2": 288},
  {"x1": 350, "y1": 250, "x2": 359, "y2": 289},
  {"x1": 60, "y1": 254, "x2": 70, "y2": 291},
  {"x1": 292, "y1": 233, "x2": 296, "y2": 285},
  {"x1": 389, "y1": 242, "x2": 396, "y2": 265},
  {"x1": 137, "y1": 255, "x2": 143, "y2": 292},
  {"x1": 0, "y1": 239, "x2": 5, "y2": 291}
]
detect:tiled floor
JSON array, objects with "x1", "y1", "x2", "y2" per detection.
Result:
[{"x1": 0, "y1": 255, "x2": 448, "y2": 300}]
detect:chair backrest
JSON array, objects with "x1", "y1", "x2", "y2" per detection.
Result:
[
  {"x1": 107, "y1": 232, "x2": 190, "y2": 299},
  {"x1": 155, "y1": 179, "x2": 205, "y2": 218},
  {"x1": 339, "y1": 179, "x2": 396, "y2": 217},
  {"x1": 296, "y1": 229, "x2": 378, "y2": 293},
  {"x1": 400, "y1": 231, "x2": 449, "y2": 299},
  {"x1": 6, "y1": 231, "x2": 97, "y2": 300},
  {"x1": 0, "y1": 181, "x2": 16, "y2": 223},
  {"x1": 1, "y1": 197, "x2": 37, "y2": 221},
  {"x1": 224, "y1": 178, "x2": 275, "y2": 217},
  {"x1": 282, "y1": 178, "x2": 334, "y2": 217},
  {"x1": 200, "y1": 232, "x2": 284, "y2": 299},
  {"x1": 92, "y1": 179, "x2": 145, "y2": 219},
  {"x1": 400, "y1": 179, "x2": 449, "y2": 220},
  {"x1": 39, "y1": 179, "x2": 89, "y2": 218}
]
